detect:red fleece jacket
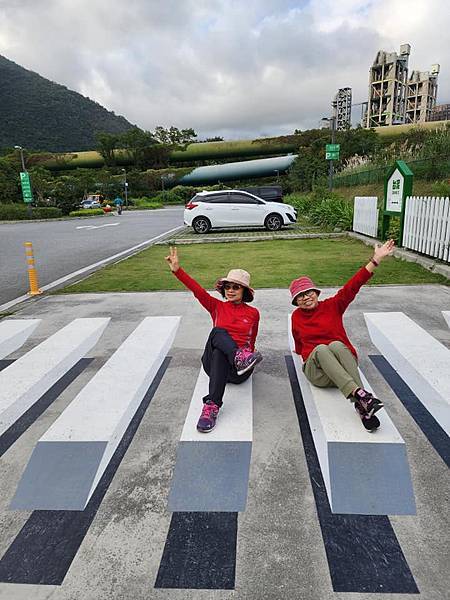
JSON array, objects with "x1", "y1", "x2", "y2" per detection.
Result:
[
  {"x1": 291, "y1": 266, "x2": 372, "y2": 362},
  {"x1": 174, "y1": 268, "x2": 260, "y2": 350}
]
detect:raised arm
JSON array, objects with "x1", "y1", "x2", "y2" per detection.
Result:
[
  {"x1": 334, "y1": 240, "x2": 395, "y2": 313},
  {"x1": 165, "y1": 246, "x2": 218, "y2": 314},
  {"x1": 365, "y1": 239, "x2": 395, "y2": 273}
]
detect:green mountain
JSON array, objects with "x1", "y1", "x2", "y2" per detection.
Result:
[{"x1": 0, "y1": 55, "x2": 135, "y2": 152}]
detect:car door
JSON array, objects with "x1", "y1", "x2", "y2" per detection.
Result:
[
  {"x1": 228, "y1": 193, "x2": 266, "y2": 226},
  {"x1": 199, "y1": 194, "x2": 231, "y2": 227}
]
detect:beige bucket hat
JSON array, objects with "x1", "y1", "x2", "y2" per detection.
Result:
[{"x1": 216, "y1": 269, "x2": 254, "y2": 301}]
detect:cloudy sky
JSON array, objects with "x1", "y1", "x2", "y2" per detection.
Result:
[{"x1": 0, "y1": 0, "x2": 448, "y2": 139}]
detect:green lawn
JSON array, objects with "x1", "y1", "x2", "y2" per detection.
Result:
[{"x1": 60, "y1": 238, "x2": 447, "y2": 294}]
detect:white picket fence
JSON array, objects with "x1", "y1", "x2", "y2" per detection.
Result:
[
  {"x1": 353, "y1": 196, "x2": 378, "y2": 237},
  {"x1": 403, "y1": 196, "x2": 450, "y2": 262}
]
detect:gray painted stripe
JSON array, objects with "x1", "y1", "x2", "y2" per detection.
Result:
[
  {"x1": 168, "y1": 441, "x2": 252, "y2": 512},
  {"x1": 329, "y1": 441, "x2": 416, "y2": 515},
  {"x1": 11, "y1": 441, "x2": 108, "y2": 510}
]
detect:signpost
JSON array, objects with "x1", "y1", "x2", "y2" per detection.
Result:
[
  {"x1": 381, "y1": 160, "x2": 413, "y2": 241},
  {"x1": 325, "y1": 143, "x2": 340, "y2": 161},
  {"x1": 20, "y1": 172, "x2": 33, "y2": 204}
]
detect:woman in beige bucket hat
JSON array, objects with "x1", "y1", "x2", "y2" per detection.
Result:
[
  {"x1": 289, "y1": 239, "x2": 395, "y2": 432},
  {"x1": 165, "y1": 246, "x2": 262, "y2": 432}
]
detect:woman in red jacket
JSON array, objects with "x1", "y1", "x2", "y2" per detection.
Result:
[
  {"x1": 165, "y1": 246, "x2": 262, "y2": 433},
  {"x1": 290, "y1": 240, "x2": 395, "y2": 432}
]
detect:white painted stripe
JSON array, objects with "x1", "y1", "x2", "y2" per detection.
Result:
[
  {"x1": 180, "y1": 367, "x2": 252, "y2": 442},
  {"x1": 443, "y1": 311, "x2": 450, "y2": 329},
  {"x1": 76, "y1": 223, "x2": 120, "y2": 230},
  {"x1": 0, "y1": 225, "x2": 185, "y2": 313},
  {"x1": 0, "y1": 319, "x2": 41, "y2": 359},
  {"x1": 288, "y1": 314, "x2": 415, "y2": 515},
  {"x1": 365, "y1": 312, "x2": 450, "y2": 434},
  {"x1": 0, "y1": 318, "x2": 110, "y2": 437},
  {"x1": 13, "y1": 316, "x2": 180, "y2": 510}
]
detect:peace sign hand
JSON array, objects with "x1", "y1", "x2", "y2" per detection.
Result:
[{"x1": 165, "y1": 246, "x2": 180, "y2": 272}]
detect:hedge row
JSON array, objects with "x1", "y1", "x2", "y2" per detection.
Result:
[
  {"x1": 69, "y1": 209, "x2": 105, "y2": 217},
  {"x1": 0, "y1": 204, "x2": 63, "y2": 220},
  {"x1": 126, "y1": 203, "x2": 163, "y2": 210}
]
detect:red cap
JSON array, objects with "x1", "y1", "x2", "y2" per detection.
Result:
[{"x1": 289, "y1": 276, "x2": 321, "y2": 306}]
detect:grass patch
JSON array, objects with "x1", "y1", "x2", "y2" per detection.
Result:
[{"x1": 59, "y1": 237, "x2": 447, "y2": 294}]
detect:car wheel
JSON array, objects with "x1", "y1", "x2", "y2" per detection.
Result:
[
  {"x1": 192, "y1": 216, "x2": 211, "y2": 234},
  {"x1": 264, "y1": 213, "x2": 283, "y2": 231}
]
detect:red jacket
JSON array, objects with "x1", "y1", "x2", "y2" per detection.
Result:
[
  {"x1": 174, "y1": 268, "x2": 260, "y2": 350},
  {"x1": 291, "y1": 267, "x2": 372, "y2": 362}
]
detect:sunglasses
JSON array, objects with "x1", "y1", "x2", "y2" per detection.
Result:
[
  {"x1": 223, "y1": 283, "x2": 242, "y2": 291},
  {"x1": 297, "y1": 289, "x2": 316, "y2": 299}
]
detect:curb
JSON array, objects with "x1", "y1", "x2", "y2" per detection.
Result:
[{"x1": 156, "y1": 232, "x2": 344, "y2": 245}]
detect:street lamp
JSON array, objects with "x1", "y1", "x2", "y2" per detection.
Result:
[
  {"x1": 274, "y1": 169, "x2": 280, "y2": 182},
  {"x1": 14, "y1": 145, "x2": 26, "y2": 171},
  {"x1": 15, "y1": 145, "x2": 32, "y2": 217},
  {"x1": 121, "y1": 168, "x2": 128, "y2": 209}
]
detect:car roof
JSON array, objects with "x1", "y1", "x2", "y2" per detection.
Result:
[{"x1": 195, "y1": 190, "x2": 264, "y2": 200}]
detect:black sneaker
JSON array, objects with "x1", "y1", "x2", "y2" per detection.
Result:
[
  {"x1": 355, "y1": 402, "x2": 381, "y2": 432},
  {"x1": 353, "y1": 388, "x2": 384, "y2": 417}
]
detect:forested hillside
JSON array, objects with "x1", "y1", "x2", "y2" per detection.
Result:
[{"x1": 0, "y1": 55, "x2": 135, "y2": 152}]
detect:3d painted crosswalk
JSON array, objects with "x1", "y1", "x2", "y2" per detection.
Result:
[
  {"x1": 0, "y1": 318, "x2": 109, "y2": 439},
  {"x1": 365, "y1": 312, "x2": 450, "y2": 435},
  {"x1": 0, "y1": 309, "x2": 447, "y2": 593},
  {"x1": 287, "y1": 315, "x2": 416, "y2": 516},
  {"x1": 11, "y1": 316, "x2": 180, "y2": 511},
  {"x1": 168, "y1": 367, "x2": 252, "y2": 512},
  {"x1": 0, "y1": 319, "x2": 41, "y2": 359}
]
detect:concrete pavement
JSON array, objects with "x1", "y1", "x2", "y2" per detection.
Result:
[{"x1": 0, "y1": 284, "x2": 449, "y2": 599}]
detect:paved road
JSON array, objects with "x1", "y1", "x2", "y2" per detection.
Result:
[{"x1": 0, "y1": 208, "x2": 184, "y2": 307}]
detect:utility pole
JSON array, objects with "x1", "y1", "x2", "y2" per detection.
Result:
[
  {"x1": 15, "y1": 145, "x2": 32, "y2": 217},
  {"x1": 328, "y1": 113, "x2": 336, "y2": 191}
]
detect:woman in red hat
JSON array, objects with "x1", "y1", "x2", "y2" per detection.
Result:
[
  {"x1": 289, "y1": 239, "x2": 395, "y2": 431},
  {"x1": 165, "y1": 246, "x2": 262, "y2": 432}
]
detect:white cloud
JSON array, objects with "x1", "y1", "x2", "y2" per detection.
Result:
[{"x1": 0, "y1": 0, "x2": 448, "y2": 139}]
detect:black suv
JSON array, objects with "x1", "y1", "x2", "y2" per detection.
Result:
[{"x1": 241, "y1": 186, "x2": 283, "y2": 203}]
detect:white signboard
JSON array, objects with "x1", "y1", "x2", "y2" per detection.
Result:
[{"x1": 386, "y1": 168, "x2": 404, "y2": 213}]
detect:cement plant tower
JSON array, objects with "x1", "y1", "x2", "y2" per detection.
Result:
[{"x1": 365, "y1": 44, "x2": 440, "y2": 127}]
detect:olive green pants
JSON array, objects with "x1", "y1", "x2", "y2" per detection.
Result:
[{"x1": 303, "y1": 341, "x2": 363, "y2": 399}]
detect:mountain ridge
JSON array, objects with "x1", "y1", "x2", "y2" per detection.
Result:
[{"x1": 0, "y1": 55, "x2": 135, "y2": 152}]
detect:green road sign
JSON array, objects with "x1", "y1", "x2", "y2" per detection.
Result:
[
  {"x1": 326, "y1": 151, "x2": 339, "y2": 160},
  {"x1": 326, "y1": 144, "x2": 340, "y2": 152},
  {"x1": 20, "y1": 172, "x2": 33, "y2": 203}
]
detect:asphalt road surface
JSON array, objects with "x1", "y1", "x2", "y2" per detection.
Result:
[{"x1": 0, "y1": 208, "x2": 184, "y2": 307}]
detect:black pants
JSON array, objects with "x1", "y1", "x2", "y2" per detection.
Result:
[{"x1": 201, "y1": 327, "x2": 252, "y2": 407}]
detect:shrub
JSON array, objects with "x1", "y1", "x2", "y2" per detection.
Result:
[
  {"x1": 431, "y1": 180, "x2": 450, "y2": 197},
  {"x1": 152, "y1": 190, "x2": 184, "y2": 204},
  {"x1": 126, "y1": 203, "x2": 163, "y2": 210},
  {"x1": 284, "y1": 187, "x2": 354, "y2": 230},
  {"x1": 0, "y1": 204, "x2": 62, "y2": 220},
  {"x1": 69, "y1": 209, "x2": 104, "y2": 217}
]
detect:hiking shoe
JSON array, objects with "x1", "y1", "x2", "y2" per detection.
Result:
[
  {"x1": 234, "y1": 347, "x2": 263, "y2": 376},
  {"x1": 197, "y1": 402, "x2": 220, "y2": 433},
  {"x1": 355, "y1": 402, "x2": 381, "y2": 432},
  {"x1": 353, "y1": 388, "x2": 384, "y2": 417}
]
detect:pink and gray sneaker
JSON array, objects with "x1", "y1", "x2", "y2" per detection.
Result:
[
  {"x1": 234, "y1": 346, "x2": 263, "y2": 376},
  {"x1": 353, "y1": 388, "x2": 384, "y2": 417},
  {"x1": 197, "y1": 402, "x2": 220, "y2": 433}
]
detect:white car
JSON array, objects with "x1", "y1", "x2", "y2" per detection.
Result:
[{"x1": 184, "y1": 190, "x2": 297, "y2": 234}]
